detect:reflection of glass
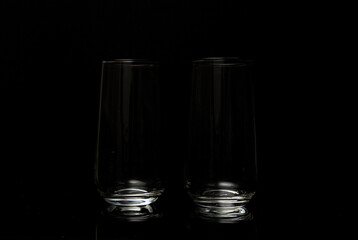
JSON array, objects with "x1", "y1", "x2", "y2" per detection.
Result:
[
  {"x1": 103, "y1": 203, "x2": 162, "y2": 222},
  {"x1": 186, "y1": 57, "x2": 258, "y2": 219},
  {"x1": 95, "y1": 213, "x2": 164, "y2": 240},
  {"x1": 194, "y1": 205, "x2": 253, "y2": 223},
  {"x1": 95, "y1": 59, "x2": 164, "y2": 213},
  {"x1": 185, "y1": 213, "x2": 258, "y2": 239}
]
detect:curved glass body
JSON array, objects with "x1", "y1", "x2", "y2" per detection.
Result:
[
  {"x1": 186, "y1": 57, "x2": 257, "y2": 219},
  {"x1": 95, "y1": 59, "x2": 163, "y2": 209}
]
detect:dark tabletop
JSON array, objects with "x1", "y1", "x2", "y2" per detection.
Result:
[
  {"x1": 1, "y1": 184, "x2": 352, "y2": 239},
  {"x1": 2, "y1": 0, "x2": 353, "y2": 239}
]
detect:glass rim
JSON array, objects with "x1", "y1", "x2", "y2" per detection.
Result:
[
  {"x1": 192, "y1": 57, "x2": 249, "y2": 66},
  {"x1": 102, "y1": 59, "x2": 157, "y2": 66}
]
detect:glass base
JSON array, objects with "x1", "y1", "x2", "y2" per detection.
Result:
[
  {"x1": 102, "y1": 188, "x2": 164, "y2": 206},
  {"x1": 194, "y1": 207, "x2": 253, "y2": 223},
  {"x1": 103, "y1": 204, "x2": 162, "y2": 222},
  {"x1": 189, "y1": 187, "x2": 255, "y2": 222}
]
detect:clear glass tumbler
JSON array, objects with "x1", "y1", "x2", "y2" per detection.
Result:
[
  {"x1": 186, "y1": 57, "x2": 257, "y2": 219},
  {"x1": 95, "y1": 59, "x2": 164, "y2": 211}
]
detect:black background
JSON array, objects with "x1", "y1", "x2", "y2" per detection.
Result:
[{"x1": 1, "y1": 0, "x2": 353, "y2": 239}]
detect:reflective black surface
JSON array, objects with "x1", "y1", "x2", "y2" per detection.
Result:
[
  {"x1": 2, "y1": 0, "x2": 352, "y2": 239},
  {"x1": 1, "y1": 190, "x2": 351, "y2": 239}
]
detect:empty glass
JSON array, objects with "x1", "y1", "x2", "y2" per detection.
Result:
[
  {"x1": 95, "y1": 59, "x2": 164, "y2": 213},
  {"x1": 186, "y1": 57, "x2": 257, "y2": 219}
]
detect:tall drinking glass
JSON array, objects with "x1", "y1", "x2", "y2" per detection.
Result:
[
  {"x1": 186, "y1": 57, "x2": 257, "y2": 219},
  {"x1": 95, "y1": 59, "x2": 163, "y2": 213}
]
